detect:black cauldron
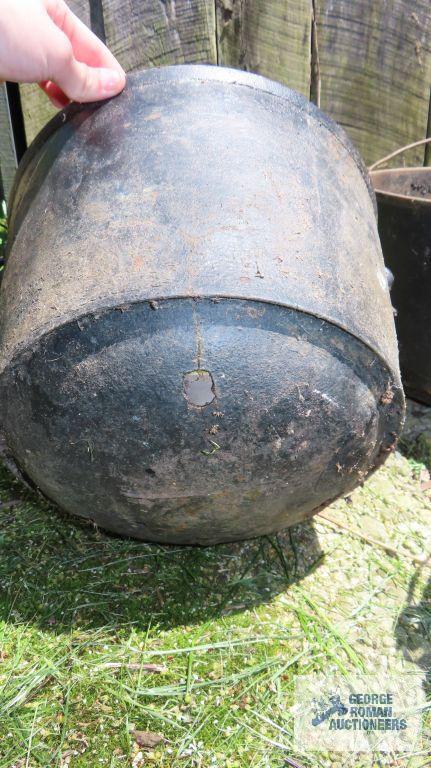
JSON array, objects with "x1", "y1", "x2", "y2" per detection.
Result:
[
  {"x1": 0, "y1": 66, "x2": 404, "y2": 544},
  {"x1": 371, "y1": 167, "x2": 431, "y2": 406}
]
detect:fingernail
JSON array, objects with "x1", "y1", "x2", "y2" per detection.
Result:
[
  {"x1": 100, "y1": 68, "x2": 124, "y2": 94},
  {"x1": 51, "y1": 96, "x2": 69, "y2": 109}
]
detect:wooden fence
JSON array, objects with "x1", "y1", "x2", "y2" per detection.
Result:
[{"x1": 1, "y1": 0, "x2": 431, "y2": 201}]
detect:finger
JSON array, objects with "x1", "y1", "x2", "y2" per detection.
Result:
[
  {"x1": 41, "y1": 10, "x2": 125, "y2": 102},
  {"x1": 52, "y1": 54, "x2": 125, "y2": 102},
  {"x1": 45, "y1": 0, "x2": 124, "y2": 74},
  {"x1": 39, "y1": 80, "x2": 70, "y2": 108}
]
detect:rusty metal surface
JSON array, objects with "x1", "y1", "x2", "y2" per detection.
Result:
[
  {"x1": 371, "y1": 167, "x2": 431, "y2": 405},
  {"x1": 1, "y1": 65, "x2": 398, "y2": 379}
]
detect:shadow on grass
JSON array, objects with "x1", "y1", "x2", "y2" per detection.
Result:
[
  {"x1": 390, "y1": 398, "x2": 431, "y2": 695},
  {"x1": 395, "y1": 566, "x2": 431, "y2": 675},
  {"x1": 0, "y1": 462, "x2": 324, "y2": 635},
  {"x1": 398, "y1": 399, "x2": 431, "y2": 472}
]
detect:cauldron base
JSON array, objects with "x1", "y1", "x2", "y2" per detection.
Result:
[{"x1": 0, "y1": 298, "x2": 403, "y2": 544}]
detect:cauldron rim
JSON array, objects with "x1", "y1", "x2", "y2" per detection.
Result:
[{"x1": 371, "y1": 167, "x2": 431, "y2": 207}]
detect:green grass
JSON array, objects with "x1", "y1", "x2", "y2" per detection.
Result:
[{"x1": 0, "y1": 409, "x2": 430, "y2": 766}]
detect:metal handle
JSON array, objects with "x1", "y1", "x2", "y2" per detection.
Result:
[{"x1": 369, "y1": 137, "x2": 431, "y2": 171}]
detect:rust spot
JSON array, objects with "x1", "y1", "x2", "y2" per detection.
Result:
[
  {"x1": 380, "y1": 384, "x2": 394, "y2": 405},
  {"x1": 183, "y1": 370, "x2": 215, "y2": 407},
  {"x1": 133, "y1": 254, "x2": 143, "y2": 271}
]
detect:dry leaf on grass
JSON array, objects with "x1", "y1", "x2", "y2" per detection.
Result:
[{"x1": 131, "y1": 730, "x2": 164, "y2": 749}]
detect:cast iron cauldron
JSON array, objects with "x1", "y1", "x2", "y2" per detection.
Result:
[
  {"x1": 371, "y1": 167, "x2": 431, "y2": 405},
  {"x1": 0, "y1": 66, "x2": 404, "y2": 544}
]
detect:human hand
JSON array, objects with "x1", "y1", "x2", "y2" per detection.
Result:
[{"x1": 0, "y1": 0, "x2": 125, "y2": 107}]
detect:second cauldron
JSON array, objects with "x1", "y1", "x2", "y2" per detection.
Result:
[
  {"x1": 371, "y1": 167, "x2": 431, "y2": 406},
  {"x1": 0, "y1": 66, "x2": 404, "y2": 543}
]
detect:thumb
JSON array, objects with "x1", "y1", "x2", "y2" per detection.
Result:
[{"x1": 53, "y1": 57, "x2": 125, "y2": 103}]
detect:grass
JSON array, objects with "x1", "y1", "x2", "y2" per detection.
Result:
[
  {"x1": 0, "y1": 202, "x2": 430, "y2": 762},
  {"x1": 0, "y1": 410, "x2": 430, "y2": 768}
]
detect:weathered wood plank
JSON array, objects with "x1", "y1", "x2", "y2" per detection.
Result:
[
  {"x1": 19, "y1": 85, "x2": 57, "y2": 148},
  {"x1": 102, "y1": 0, "x2": 217, "y2": 71},
  {"x1": 13, "y1": 0, "x2": 431, "y2": 171},
  {"x1": 315, "y1": 0, "x2": 431, "y2": 166},
  {"x1": 216, "y1": 0, "x2": 312, "y2": 98},
  {"x1": 0, "y1": 84, "x2": 18, "y2": 202},
  {"x1": 19, "y1": 0, "x2": 91, "y2": 145}
]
